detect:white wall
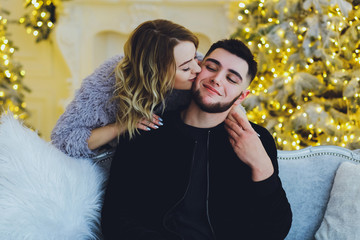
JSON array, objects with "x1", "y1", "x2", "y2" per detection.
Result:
[{"x1": 3, "y1": 0, "x2": 237, "y2": 140}]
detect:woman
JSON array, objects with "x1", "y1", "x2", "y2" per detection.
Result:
[{"x1": 51, "y1": 19, "x2": 201, "y2": 158}]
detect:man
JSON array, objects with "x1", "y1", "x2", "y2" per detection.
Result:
[{"x1": 101, "y1": 39, "x2": 292, "y2": 240}]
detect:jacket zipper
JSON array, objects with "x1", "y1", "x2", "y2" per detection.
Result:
[
  {"x1": 206, "y1": 130, "x2": 216, "y2": 238},
  {"x1": 162, "y1": 140, "x2": 197, "y2": 240}
]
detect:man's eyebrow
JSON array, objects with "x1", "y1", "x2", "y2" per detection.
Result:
[
  {"x1": 178, "y1": 58, "x2": 192, "y2": 68},
  {"x1": 206, "y1": 58, "x2": 243, "y2": 81},
  {"x1": 229, "y1": 69, "x2": 243, "y2": 81}
]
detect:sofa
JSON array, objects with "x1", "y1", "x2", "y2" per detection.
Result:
[
  {"x1": 278, "y1": 145, "x2": 360, "y2": 240},
  {"x1": 1, "y1": 114, "x2": 360, "y2": 239}
]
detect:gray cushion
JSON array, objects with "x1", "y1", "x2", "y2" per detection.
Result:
[{"x1": 315, "y1": 162, "x2": 360, "y2": 240}]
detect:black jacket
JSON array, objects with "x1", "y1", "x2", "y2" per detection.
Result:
[{"x1": 101, "y1": 111, "x2": 292, "y2": 240}]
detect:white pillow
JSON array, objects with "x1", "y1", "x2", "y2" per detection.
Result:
[
  {"x1": 315, "y1": 161, "x2": 360, "y2": 240},
  {"x1": 0, "y1": 113, "x2": 105, "y2": 239}
]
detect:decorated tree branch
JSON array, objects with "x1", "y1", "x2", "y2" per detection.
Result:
[{"x1": 230, "y1": 0, "x2": 360, "y2": 150}]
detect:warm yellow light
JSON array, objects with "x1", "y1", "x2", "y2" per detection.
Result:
[
  {"x1": 238, "y1": 16, "x2": 243, "y2": 21},
  {"x1": 13, "y1": 84, "x2": 18, "y2": 90},
  {"x1": 239, "y1": 2, "x2": 246, "y2": 8},
  {"x1": 5, "y1": 70, "x2": 11, "y2": 78},
  {"x1": 244, "y1": 9, "x2": 250, "y2": 14},
  {"x1": 0, "y1": 91, "x2": 4, "y2": 97}
]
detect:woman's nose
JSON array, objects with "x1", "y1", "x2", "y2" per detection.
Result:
[{"x1": 191, "y1": 59, "x2": 201, "y2": 73}]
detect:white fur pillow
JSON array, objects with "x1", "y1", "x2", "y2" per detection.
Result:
[
  {"x1": 0, "y1": 113, "x2": 105, "y2": 239},
  {"x1": 315, "y1": 161, "x2": 360, "y2": 240}
]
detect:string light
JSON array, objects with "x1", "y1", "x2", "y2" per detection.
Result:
[
  {"x1": 19, "y1": 0, "x2": 62, "y2": 42},
  {"x1": 0, "y1": 9, "x2": 30, "y2": 119},
  {"x1": 230, "y1": 0, "x2": 360, "y2": 150}
]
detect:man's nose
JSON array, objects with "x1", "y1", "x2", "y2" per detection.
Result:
[{"x1": 211, "y1": 72, "x2": 224, "y2": 86}]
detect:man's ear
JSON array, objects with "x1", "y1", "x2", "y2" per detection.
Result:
[{"x1": 234, "y1": 90, "x2": 250, "y2": 106}]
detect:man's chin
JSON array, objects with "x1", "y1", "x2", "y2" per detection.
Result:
[{"x1": 192, "y1": 90, "x2": 232, "y2": 113}]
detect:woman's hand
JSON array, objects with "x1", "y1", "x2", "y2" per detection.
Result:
[
  {"x1": 136, "y1": 114, "x2": 163, "y2": 131},
  {"x1": 87, "y1": 114, "x2": 163, "y2": 150}
]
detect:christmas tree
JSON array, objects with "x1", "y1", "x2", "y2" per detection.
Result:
[
  {"x1": 230, "y1": 0, "x2": 360, "y2": 150},
  {"x1": 0, "y1": 8, "x2": 30, "y2": 119}
]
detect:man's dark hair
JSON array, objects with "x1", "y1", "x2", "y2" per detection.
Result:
[{"x1": 204, "y1": 39, "x2": 258, "y2": 83}]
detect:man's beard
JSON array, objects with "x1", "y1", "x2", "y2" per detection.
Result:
[{"x1": 192, "y1": 89, "x2": 242, "y2": 113}]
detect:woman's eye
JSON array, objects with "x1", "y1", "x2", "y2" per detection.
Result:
[
  {"x1": 206, "y1": 65, "x2": 216, "y2": 71},
  {"x1": 183, "y1": 68, "x2": 190, "y2": 72}
]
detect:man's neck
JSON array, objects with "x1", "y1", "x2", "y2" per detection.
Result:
[{"x1": 181, "y1": 101, "x2": 230, "y2": 128}]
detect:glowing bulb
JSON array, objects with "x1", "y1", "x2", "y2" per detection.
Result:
[{"x1": 5, "y1": 70, "x2": 11, "y2": 78}]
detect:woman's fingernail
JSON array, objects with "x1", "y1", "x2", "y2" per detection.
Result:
[
  {"x1": 146, "y1": 127, "x2": 151, "y2": 131},
  {"x1": 158, "y1": 117, "x2": 163, "y2": 121},
  {"x1": 154, "y1": 125, "x2": 159, "y2": 129},
  {"x1": 158, "y1": 121, "x2": 163, "y2": 126}
]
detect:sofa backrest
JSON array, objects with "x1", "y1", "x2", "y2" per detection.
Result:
[{"x1": 278, "y1": 145, "x2": 360, "y2": 240}]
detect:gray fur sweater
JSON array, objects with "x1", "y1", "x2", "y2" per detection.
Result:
[{"x1": 51, "y1": 55, "x2": 192, "y2": 158}]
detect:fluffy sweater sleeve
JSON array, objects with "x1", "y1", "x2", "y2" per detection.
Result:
[{"x1": 51, "y1": 55, "x2": 122, "y2": 158}]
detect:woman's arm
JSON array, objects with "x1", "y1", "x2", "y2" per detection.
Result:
[
  {"x1": 51, "y1": 55, "x2": 122, "y2": 158},
  {"x1": 87, "y1": 123, "x2": 122, "y2": 150}
]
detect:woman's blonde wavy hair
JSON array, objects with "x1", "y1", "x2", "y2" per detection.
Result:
[{"x1": 113, "y1": 19, "x2": 199, "y2": 139}]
